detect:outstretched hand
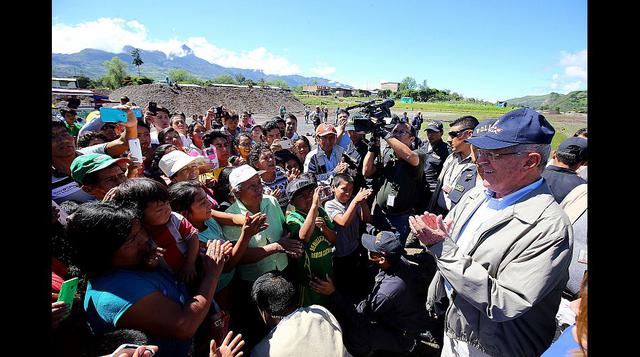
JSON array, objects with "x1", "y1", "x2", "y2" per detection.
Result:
[{"x1": 210, "y1": 330, "x2": 245, "y2": 357}]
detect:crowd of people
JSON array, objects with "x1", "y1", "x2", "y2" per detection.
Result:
[{"x1": 51, "y1": 96, "x2": 588, "y2": 357}]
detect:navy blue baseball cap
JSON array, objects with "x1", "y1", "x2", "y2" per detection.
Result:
[
  {"x1": 472, "y1": 118, "x2": 498, "y2": 137},
  {"x1": 361, "y1": 230, "x2": 403, "y2": 255},
  {"x1": 466, "y1": 108, "x2": 555, "y2": 149}
]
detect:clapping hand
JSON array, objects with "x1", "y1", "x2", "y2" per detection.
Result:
[
  {"x1": 353, "y1": 188, "x2": 373, "y2": 204},
  {"x1": 408, "y1": 212, "x2": 453, "y2": 247}
]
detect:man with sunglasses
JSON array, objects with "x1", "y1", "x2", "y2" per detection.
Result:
[
  {"x1": 427, "y1": 116, "x2": 480, "y2": 216},
  {"x1": 409, "y1": 108, "x2": 573, "y2": 357}
]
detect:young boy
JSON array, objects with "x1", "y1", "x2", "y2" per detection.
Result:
[
  {"x1": 285, "y1": 174, "x2": 337, "y2": 307},
  {"x1": 112, "y1": 178, "x2": 200, "y2": 283},
  {"x1": 324, "y1": 173, "x2": 372, "y2": 299}
]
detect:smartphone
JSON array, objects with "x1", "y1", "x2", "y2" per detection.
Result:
[
  {"x1": 204, "y1": 145, "x2": 219, "y2": 169},
  {"x1": 148, "y1": 101, "x2": 157, "y2": 113},
  {"x1": 110, "y1": 344, "x2": 155, "y2": 357},
  {"x1": 318, "y1": 184, "x2": 333, "y2": 201},
  {"x1": 278, "y1": 138, "x2": 293, "y2": 150},
  {"x1": 128, "y1": 138, "x2": 143, "y2": 163},
  {"x1": 57, "y1": 277, "x2": 79, "y2": 310},
  {"x1": 100, "y1": 107, "x2": 128, "y2": 123}
]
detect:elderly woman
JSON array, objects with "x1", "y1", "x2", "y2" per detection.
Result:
[
  {"x1": 221, "y1": 165, "x2": 303, "y2": 349},
  {"x1": 67, "y1": 201, "x2": 228, "y2": 356}
]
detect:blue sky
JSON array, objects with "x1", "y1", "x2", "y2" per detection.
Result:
[{"x1": 52, "y1": 0, "x2": 587, "y2": 102}]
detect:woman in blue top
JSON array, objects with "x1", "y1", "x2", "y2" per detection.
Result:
[{"x1": 67, "y1": 201, "x2": 229, "y2": 357}]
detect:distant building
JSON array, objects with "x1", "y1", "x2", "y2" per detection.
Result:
[
  {"x1": 334, "y1": 87, "x2": 353, "y2": 97},
  {"x1": 303, "y1": 85, "x2": 331, "y2": 96},
  {"x1": 380, "y1": 82, "x2": 400, "y2": 92},
  {"x1": 496, "y1": 101, "x2": 508, "y2": 107},
  {"x1": 354, "y1": 89, "x2": 372, "y2": 97},
  {"x1": 52, "y1": 77, "x2": 78, "y2": 89}
]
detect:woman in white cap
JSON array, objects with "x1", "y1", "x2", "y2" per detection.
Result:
[{"x1": 222, "y1": 164, "x2": 304, "y2": 349}]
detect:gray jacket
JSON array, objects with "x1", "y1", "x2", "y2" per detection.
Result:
[{"x1": 425, "y1": 181, "x2": 573, "y2": 357}]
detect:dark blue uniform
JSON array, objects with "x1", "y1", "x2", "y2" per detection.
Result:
[
  {"x1": 542, "y1": 165, "x2": 587, "y2": 203},
  {"x1": 328, "y1": 257, "x2": 427, "y2": 355}
]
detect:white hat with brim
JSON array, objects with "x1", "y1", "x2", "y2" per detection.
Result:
[
  {"x1": 229, "y1": 165, "x2": 265, "y2": 190},
  {"x1": 159, "y1": 150, "x2": 202, "y2": 177}
]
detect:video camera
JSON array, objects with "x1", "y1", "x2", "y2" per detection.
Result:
[
  {"x1": 345, "y1": 99, "x2": 396, "y2": 137},
  {"x1": 207, "y1": 105, "x2": 226, "y2": 120}
]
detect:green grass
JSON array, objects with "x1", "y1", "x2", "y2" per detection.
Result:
[
  {"x1": 297, "y1": 94, "x2": 582, "y2": 151},
  {"x1": 295, "y1": 94, "x2": 517, "y2": 115}
]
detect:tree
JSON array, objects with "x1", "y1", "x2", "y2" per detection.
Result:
[
  {"x1": 266, "y1": 79, "x2": 289, "y2": 89},
  {"x1": 208, "y1": 74, "x2": 236, "y2": 85},
  {"x1": 102, "y1": 57, "x2": 129, "y2": 89},
  {"x1": 74, "y1": 75, "x2": 91, "y2": 89},
  {"x1": 258, "y1": 78, "x2": 267, "y2": 88},
  {"x1": 131, "y1": 48, "x2": 144, "y2": 76},
  {"x1": 378, "y1": 89, "x2": 392, "y2": 98},
  {"x1": 233, "y1": 73, "x2": 246, "y2": 84},
  {"x1": 400, "y1": 76, "x2": 417, "y2": 91},
  {"x1": 169, "y1": 69, "x2": 202, "y2": 84},
  {"x1": 418, "y1": 79, "x2": 428, "y2": 90}
]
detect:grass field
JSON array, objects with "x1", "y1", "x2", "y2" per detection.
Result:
[{"x1": 297, "y1": 94, "x2": 584, "y2": 150}]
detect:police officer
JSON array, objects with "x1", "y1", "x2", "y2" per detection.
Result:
[
  {"x1": 310, "y1": 230, "x2": 427, "y2": 356},
  {"x1": 417, "y1": 120, "x2": 451, "y2": 211},
  {"x1": 427, "y1": 116, "x2": 480, "y2": 216}
]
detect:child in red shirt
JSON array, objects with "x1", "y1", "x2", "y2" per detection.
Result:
[{"x1": 113, "y1": 178, "x2": 200, "y2": 282}]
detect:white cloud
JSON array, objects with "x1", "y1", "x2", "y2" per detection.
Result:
[
  {"x1": 310, "y1": 63, "x2": 336, "y2": 77},
  {"x1": 52, "y1": 17, "x2": 301, "y2": 75},
  {"x1": 546, "y1": 49, "x2": 587, "y2": 93},
  {"x1": 563, "y1": 81, "x2": 583, "y2": 92}
]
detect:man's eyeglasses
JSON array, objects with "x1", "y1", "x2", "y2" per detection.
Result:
[
  {"x1": 448, "y1": 128, "x2": 474, "y2": 138},
  {"x1": 473, "y1": 149, "x2": 527, "y2": 161}
]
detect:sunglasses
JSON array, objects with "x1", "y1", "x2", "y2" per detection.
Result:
[{"x1": 448, "y1": 128, "x2": 474, "y2": 138}]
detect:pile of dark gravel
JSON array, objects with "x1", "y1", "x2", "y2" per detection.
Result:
[{"x1": 109, "y1": 83, "x2": 306, "y2": 118}]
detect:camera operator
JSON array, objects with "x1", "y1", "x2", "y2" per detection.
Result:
[{"x1": 363, "y1": 120, "x2": 427, "y2": 246}]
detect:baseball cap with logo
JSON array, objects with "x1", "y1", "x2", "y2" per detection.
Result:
[
  {"x1": 465, "y1": 108, "x2": 555, "y2": 149},
  {"x1": 557, "y1": 137, "x2": 588, "y2": 161},
  {"x1": 425, "y1": 120, "x2": 444, "y2": 132},
  {"x1": 361, "y1": 230, "x2": 403, "y2": 255},
  {"x1": 315, "y1": 123, "x2": 337, "y2": 137},
  {"x1": 472, "y1": 118, "x2": 498, "y2": 137},
  {"x1": 229, "y1": 165, "x2": 265, "y2": 190},
  {"x1": 159, "y1": 150, "x2": 202, "y2": 178},
  {"x1": 286, "y1": 174, "x2": 317, "y2": 200},
  {"x1": 70, "y1": 153, "x2": 129, "y2": 184}
]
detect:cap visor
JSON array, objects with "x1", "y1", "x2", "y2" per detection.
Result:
[
  {"x1": 466, "y1": 136, "x2": 518, "y2": 150},
  {"x1": 361, "y1": 234, "x2": 381, "y2": 253},
  {"x1": 87, "y1": 157, "x2": 129, "y2": 175}
]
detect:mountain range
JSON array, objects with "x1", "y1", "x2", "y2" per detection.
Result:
[
  {"x1": 52, "y1": 45, "x2": 353, "y2": 89},
  {"x1": 505, "y1": 91, "x2": 587, "y2": 113}
]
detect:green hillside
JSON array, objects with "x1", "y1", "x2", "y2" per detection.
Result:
[{"x1": 505, "y1": 91, "x2": 586, "y2": 113}]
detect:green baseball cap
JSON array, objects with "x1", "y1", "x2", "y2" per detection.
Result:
[{"x1": 70, "y1": 153, "x2": 129, "y2": 184}]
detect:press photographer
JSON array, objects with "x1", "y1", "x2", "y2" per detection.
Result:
[{"x1": 362, "y1": 107, "x2": 427, "y2": 247}]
